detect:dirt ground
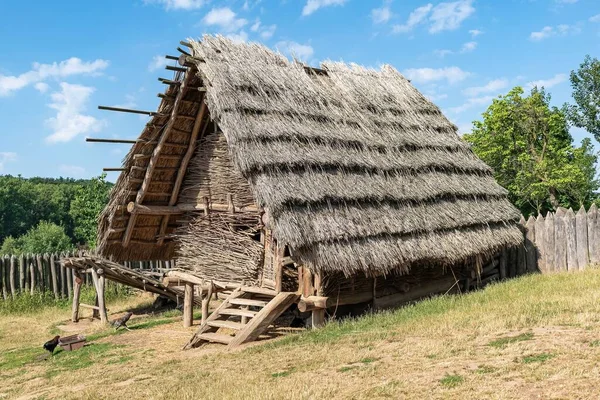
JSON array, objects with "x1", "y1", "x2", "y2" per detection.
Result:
[{"x1": 4, "y1": 270, "x2": 600, "y2": 399}]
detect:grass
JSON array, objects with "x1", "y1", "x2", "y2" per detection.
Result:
[
  {"x1": 4, "y1": 270, "x2": 600, "y2": 399},
  {"x1": 488, "y1": 332, "x2": 535, "y2": 348}
]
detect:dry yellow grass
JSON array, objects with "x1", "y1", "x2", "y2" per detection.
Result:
[{"x1": 4, "y1": 270, "x2": 600, "y2": 400}]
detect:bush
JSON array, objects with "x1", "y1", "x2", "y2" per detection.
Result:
[
  {"x1": 0, "y1": 236, "x2": 23, "y2": 256},
  {"x1": 20, "y1": 221, "x2": 73, "y2": 254}
]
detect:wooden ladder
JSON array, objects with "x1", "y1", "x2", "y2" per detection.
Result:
[{"x1": 184, "y1": 287, "x2": 299, "y2": 349}]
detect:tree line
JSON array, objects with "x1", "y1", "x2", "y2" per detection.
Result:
[
  {"x1": 464, "y1": 55, "x2": 600, "y2": 217},
  {"x1": 0, "y1": 175, "x2": 112, "y2": 255}
]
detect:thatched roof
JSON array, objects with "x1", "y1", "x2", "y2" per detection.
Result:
[{"x1": 97, "y1": 35, "x2": 522, "y2": 276}]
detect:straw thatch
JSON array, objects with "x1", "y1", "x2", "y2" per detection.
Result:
[{"x1": 97, "y1": 34, "x2": 522, "y2": 278}]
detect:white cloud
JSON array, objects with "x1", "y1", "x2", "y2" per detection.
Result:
[
  {"x1": 429, "y1": 0, "x2": 475, "y2": 33},
  {"x1": 469, "y1": 29, "x2": 483, "y2": 37},
  {"x1": 449, "y1": 95, "x2": 496, "y2": 114},
  {"x1": 250, "y1": 19, "x2": 277, "y2": 39},
  {"x1": 144, "y1": 0, "x2": 206, "y2": 10},
  {"x1": 434, "y1": 49, "x2": 454, "y2": 58},
  {"x1": 393, "y1": 4, "x2": 433, "y2": 33},
  {"x1": 34, "y1": 82, "x2": 49, "y2": 93},
  {"x1": 460, "y1": 41, "x2": 477, "y2": 53},
  {"x1": 425, "y1": 92, "x2": 448, "y2": 102},
  {"x1": 148, "y1": 55, "x2": 168, "y2": 72},
  {"x1": 530, "y1": 24, "x2": 581, "y2": 41},
  {"x1": 202, "y1": 7, "x2": 248, "y2": 32},
  {"x1": 591, "y1": 14, "x2": 600, "y2": 23},
  {"x1": 302, "y1": 0, "x2": 347, "y2": 16},
  {"x1": 276, "y1": 41, "x2": 314, "y2": 61},
  {"x1": 243, "y1": 0, "x2": 262, "y2": 11},
  {"x1": 463, "y1": 78, "x2": 508, "y2": 97},
  {"x1": 226, "y1": 31, "x2": 249, "y2": 43},
  {"x1": 372, "y1": 2, "x2": 392, "y2": 24},
  {"x1": 393, "y1": 0, "x2": 474, "y2": 34},
  {"x1": 526, "y1": 73, "x2": 568, "y2": 90},
  {"x1": 45, "y1": 83, "x2": 105, "y2": 144},
  {"x1": 0, "y1": 152, "x2": 17, "y2": 172},
  {"x1": 0, "y1": 57, "x2": 109, "y2": 96},
  {"x1": 402, "y1": 66, "x2": 470, "y2": 84},
  {"x1": 59, "y1": 164, "x2": 86, "y2": 177}
]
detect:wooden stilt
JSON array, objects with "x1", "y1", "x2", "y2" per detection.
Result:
[
  {"x1": 50, "y1": 255, "x2": 59, "y2": 300},
  {"x1": 311, "y1": 309, "x2": 326, "y2": 329},
  {"x1": 97, "y1": 272, "x2": 108, "y2": 324},
  {"x1": 72, "y1": 272, "x2": 82, "y2": 322},
  {"x1": 184, "y1": 282, "x2": 194, "y2": 328},
  {"x1": 202, "y1": 282, "x2": 213, "y2": 325}
]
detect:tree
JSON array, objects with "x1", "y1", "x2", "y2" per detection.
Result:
[
  {"x1": 69, "y1": 174, "x2": 111, "y2": 248},
  {"x1": 566, "y1": 55, "x2": 600, "y2": 141},
  {"x1": 0, "y1": 236, "x2": 23, "y2": 256},
  {"x1": 464, "y1": 86, "x2": 599, "y2": 216},
  {"x1": 19, "y1": 221, "x2": 73, "y2": 254}
]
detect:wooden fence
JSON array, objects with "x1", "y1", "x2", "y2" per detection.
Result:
[
  {"x1": 0, "y1": 252, "x2": 176, "y2": 301},
  {"x1": 521, "y1": 204, "x2": 600, "y2": 273}
]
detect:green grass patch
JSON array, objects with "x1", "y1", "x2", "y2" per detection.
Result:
[
  {"x1": 360, "y1": 357, "x2": 379, "y2": 364},
  {"x1": 476, "y1": 365, "x2": 497, "y2": 374},
  {"x1": 106, "y1": 355, "x2": 134, "y2": 365},
  {"x1": 0, "y1": 347, "x2": 45, "y2": 371},
  {"x1": 488, "y1": 333, "x2": 534, "y2": 348},
  {"x1": 338, "y1": 365, "x2": 359, "y2": 373},
  {"x1": 522, "y1": 353, "x2": 555, "y2": 364},
  {"x1": 590, "y1": 340, "x2": 600, "y2": 347},
  {"x1": 271, "y1": 367, "x2": 295, "y2": 378},
  {"x1": 440, "y1": 373, "x2": 464, "y2": 388}
]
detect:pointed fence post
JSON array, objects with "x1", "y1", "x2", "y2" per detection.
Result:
[
  {"x1": 589, "y1": 204, "x2": 600, "y2": 265},
  {"x1": 534, "y1": 215, "x2": 546, "y2": 272},
  {"x1": 565, "y1": 208, "x2": 578, "y2": 272},
  {"x1": 545, "y1": 212, "x2": 556, "y2": 272},
  {"x1": 525, "y1": 216, "x2": 537, "y2": 272},
  {"x1": 9, "y1": 255, "x2": 16, "y2": 299},
  {"x1": 0, "y1": 257, "x2": 5, "y2": 301},
  {"x1": 19, "y1": 254, "x2": 26, "y2": 293},
  {"x1": 554, "y1": 209, "x2": 567, "y2": 272},
  {"x1": 576, "y1": 206, "x2": 589, "y2": 270}
]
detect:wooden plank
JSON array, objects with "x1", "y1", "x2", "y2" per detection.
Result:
[
  {"x1": 50, "y1": 255, "x2": 59, "y2": 300},
  {"x1": 576, "y1": 206, "x2": 589, "y2": 270},
  {"x1": 228, "y1": 292, "x2": 300, "y2": 347},
  {"x1": 207, "y1": 320, "x2": 243, "y2": 330},
  {"x1": 229, "y1": 298, "x2": 269, "y2": 307},
  {"x1": 525, "y1": 216, "x2": 537, "y2": 272},
  {"x1": 241, "y1": 286, "x2": 278, "y2": 296},
  {"x1": 183, "y1": 282, "x2": 194, "y2": 328},
  {"x1": 534, "y1": 215, "x2": 546, "y2": 272},
  {"x1": 127, "y1": 202, "x2": 259, "y2": 215},
  {"x1": 589, "y1": 204, "x2": 600, "y2": 264},
  {"x1": 554, "y1": 209, "x2": 567, "y2": 272},
  {"x1": 565, "y1": 208, "x2": 578, "y2": 272},
  {"x1": 545, "y1": 212, "x2": 556, "y2": 272},
  {"x1": 196, "y1": 332, "x2": 232, "y2": 345},
  {"x1": 220, "y1": 308, "x2": 257, "y2": 318}
]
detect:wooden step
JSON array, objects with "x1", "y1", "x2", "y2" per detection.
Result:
[
  {"x1": 220, "y1": 308, "x2": 258, "y2": 318},
  {"x1": 197, "y1": 332, "x2": 233, "y2": 344},
  {"x1": 241, "y1": 286, "x2": 278, "y2": 296},
  {"x1": 229, "y1": 298, "x2": 269, "y2": 307},
  {"x1": 207, "y1": 320, "x2": 243, "y2": 330}
]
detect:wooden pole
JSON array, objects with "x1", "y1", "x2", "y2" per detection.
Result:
[
  {"x1": 60, "y1": 263, "x2": 67, "y2": 298},
  {"x1": 201, "y1": 282, "x2": 213, "y2": 325},
  {"x1": 50, "y1": 255, "x2": 59, "y2": 300},
  {"x1": 18, "y1": 254, "x2": 25, "y2": 293},
  {"x1": 72, "y1": 272, "x2": 82, "y2": 322},
  {"x1": 183, "y1": 282, "x2": 194, "y2": 328},
  {"x1": 36, "y1": 254, "x2": 44, "y2": 291},
  {"x1": 67, "y1": 269, "x2": 73, "y2": 299},
  {"x1": 97, "y1": 271, "x2": 108, "y2": 324},
  {"x1": 9, "y1": 255, "x2": 16, "y2": 299}
]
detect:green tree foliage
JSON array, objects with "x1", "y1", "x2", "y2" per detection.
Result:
[
  {"x1": 69, "y1": 175, "x2": 112, "y2": 248},
  {"x1": 565, "y1": 55, "x2": 600, "y2": 141},
  {"x1": 464, "y1": 86, "x2": 599, "y2": 216},
  {"x1": 0, "y1": 236, "x2": 23, "y2": 256},
  {"x1": 19, "y1": 221, "x2": 73, "y2": 254}
]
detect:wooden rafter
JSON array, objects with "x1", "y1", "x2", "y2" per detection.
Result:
[
  {"x1": 157, "y1": 101, "x2": 208, "y2": 245},
  {"x1": 122, "y1": 67, "x2": 195, "y2": 247}
]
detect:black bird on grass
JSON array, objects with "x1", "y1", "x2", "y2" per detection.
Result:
[
  {"x1": 111, "y1": 312, "x2": 133, "y2": 331},
  {"x1": 43, "y1": 336, "x2": 60, "y2": 354}
]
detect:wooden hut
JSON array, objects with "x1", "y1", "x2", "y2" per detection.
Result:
[{"x1": 94, "y1": 35, "x2": 523, "y2": 347}]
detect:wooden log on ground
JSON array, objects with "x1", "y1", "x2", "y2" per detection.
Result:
[
  {"x1": 576, "y1": 206, "x2": 589, "y2": 270},
  {"x1": 554, "y1": 209, "x2": 567, "y2": 272},
  {"x1": 588, "y1": 204, "x2": 600, "y2": 264},
  {"x1": 72, "y1": 272, "x2": 82, "y2": 322},
  {"x1": 565, "y1": 208, "x2": 579, "y2": 272},
  {"x1": 50, "y1": 255, "x2": 59, "y2": 300},
  {"x1": 545, "y1": 212, "x2": 556, "y2": 272},
  {"x1": 534, "y1": 214, "x2": 546, "y2": 272},
  {"x1": 184, "y1": 283, "x2": 194, "y2": 328},
  {"x1": 525, "y1": 216, "x2": 537, "y2": 273}
]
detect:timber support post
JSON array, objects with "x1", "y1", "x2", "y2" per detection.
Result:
[
  {"x1": 72, "y1": 271, "x2": 82, "y2": 322},
  {"x1": 91, "y1": 268, "x2": 108, "y2": 324},
  {"x1": 201, "y1": 281, "x2": 213, "y2": 325},
  {"x1": 184, "y1": 282, "x2": 194, "y2": 327}
]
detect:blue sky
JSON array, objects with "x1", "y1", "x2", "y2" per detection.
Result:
[{"x1": 0, "y1": 0, "x2": 599, "y2": 181}]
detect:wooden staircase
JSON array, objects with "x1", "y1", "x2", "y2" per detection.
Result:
[{"x1": 184, "y1": 286, "x2": 299, "y2": 349}]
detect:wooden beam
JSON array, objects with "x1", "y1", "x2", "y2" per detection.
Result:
[
  {"x1": 86, "y1": 138, "x2": 138, "y2": 144},
  {"x1": 297, "y1": 296, "x2": 328, "y2": 312},
  {"x1": 157, "y1": 101, "x2": 207, "y2": 245},
  {"x1": 127, "y1": 201, "x2": 259, "y2": 215},
  {"x1": 177, "y1": 46, "x2": 190, "y2": 56},
  {"x1": 158, "y1": 78, "x2": 181, "y2": 86},
  {"x1": 98, "y1": 105, "x2": 163, "y2": 117},
  {"x1": 103, "y1": 168, "x2": 126, "y2": 172},
  {"x1": 165, "y1": 55, "x2": 179, "y2": 61},
  {"x1": 183, "y1": 283, "x2": 194, "y2": 328},
  {"x1": 166, "y1": 65, "x2": 187, "y2": 73},
  {"x1": 180, "y1": 40, "x2": 192, "y2": 48},
  {"x1": 122, "y1": 69, "x2": 195, "y2": 247}
]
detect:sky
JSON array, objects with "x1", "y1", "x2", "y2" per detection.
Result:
[{"x1": 0, "y1": 0, "x2": 599, "y2": 181}]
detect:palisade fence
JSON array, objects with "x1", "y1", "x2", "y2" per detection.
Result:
[
  {"x1": 522, "y1": 204, "x2": 600, "y2": 273},
  {"x1": 0, "y1": 252, "x2": 176, "y2": 301}
]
